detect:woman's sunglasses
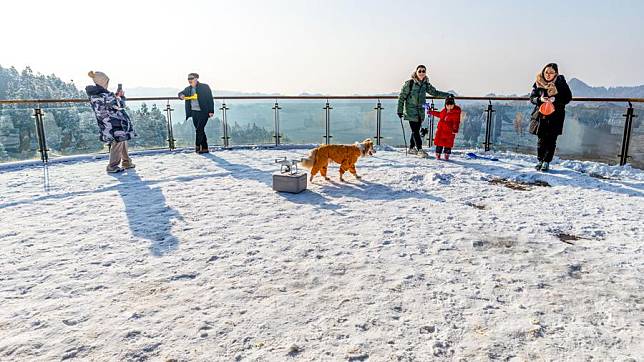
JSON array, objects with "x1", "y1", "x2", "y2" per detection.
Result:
[{"x1": 417, "y1": 69, "x2": 426, "y2": 73}]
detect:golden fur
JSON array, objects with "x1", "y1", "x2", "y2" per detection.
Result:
[{"x1": 300, "y1": 139, "x2": 375, "y2": 181}]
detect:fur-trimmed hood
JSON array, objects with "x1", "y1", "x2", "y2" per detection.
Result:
[
  {"x1": 411, "y1": 72, "x2": 429, "y2": 84},
  {"x1": 535, "y1": 72, "x2": 559, "y2": 97}
]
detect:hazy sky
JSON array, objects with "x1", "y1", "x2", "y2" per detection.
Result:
[{"x1": 1, "y1": 0, "x2": 643, "y2": 95}]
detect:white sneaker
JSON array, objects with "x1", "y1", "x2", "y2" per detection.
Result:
[{"x1": 408, "y1": 148, "x2": 418, "y2": 155}]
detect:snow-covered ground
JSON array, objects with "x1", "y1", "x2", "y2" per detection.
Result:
[{"x1": 0, "y1": 148, "x2": 642, "y2": 361}]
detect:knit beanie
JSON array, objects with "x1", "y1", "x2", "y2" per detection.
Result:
[{"x1": 88, "y1": 71, "x2": 109, "y2": 89}]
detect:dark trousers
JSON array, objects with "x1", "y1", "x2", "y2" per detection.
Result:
[
  {"x1": 191, "y1": 111, "x2": 209, "y2": 150},
  {"x1": 408, "y1": 120, "x2": 423, "y2": 150},
  {"x1": 435, "y1": 146, "x2": 451, "y2": 154},
  {"x1": 537, "y1": 133, "x2": 559, "y2": 162}
]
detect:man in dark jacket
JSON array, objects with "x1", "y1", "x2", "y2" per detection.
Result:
[{"x1": 178, "y1": 73, "x2": 214, "y2": 153}]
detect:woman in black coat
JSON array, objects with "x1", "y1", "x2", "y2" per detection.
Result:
[{"x1": 529, "y1": 63, "x2": 573, "y2": 171}]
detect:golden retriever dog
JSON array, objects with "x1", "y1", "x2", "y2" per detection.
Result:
[{"x1": 300, "y1": 139, "x2": 376, "y2": 182}]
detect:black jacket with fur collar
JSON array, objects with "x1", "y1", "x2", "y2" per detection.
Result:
[{"x1": 529, "y1": 75, "x2": 573, "y2": 136}]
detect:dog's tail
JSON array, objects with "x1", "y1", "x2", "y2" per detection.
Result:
[{"x1": 300, "y1": 148, "x2": 317, "y2": 169}]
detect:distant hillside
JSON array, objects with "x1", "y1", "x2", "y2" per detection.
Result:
[
  {"x1": 126, "y1": 87, "x2": 281, "y2": 98},
  {"x1": 568, "y1": 78, "x2": 644, "y2": 98}
]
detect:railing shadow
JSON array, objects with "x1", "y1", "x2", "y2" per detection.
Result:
[
  {"x1": 201, "y1": 152, "x2": 345, "y2": 212},
  {"x1": 203, "y1": 152, "x2": 445, "y2": 207},
  {"x1": 203, "y1": 153, "x2": 445, "y2": 204},
  {"x1": 201, "y1": 153, "x2": 272, "y2": 187},
  {"x1": 315, "y1": 178, "x2": 446, "y2": 203},
  {"x1": 278, "y1": 189, "x2": 344, "y2": 214}
]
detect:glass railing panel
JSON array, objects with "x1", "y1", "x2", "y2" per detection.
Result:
[
  {"x1": 488, "y1": 100, "x2": 538, "y2": 154},
  {"x1": 41, "y1": 102, "x2": 105, "y2": 157},
  {"x1": 328, "y1": 100, "x2": 377, "y2": 144},
  {"x1": 0, "y1": 103, "x2": 42, "y2": 162},
  {"x1": 278, "y1": 99, "x2": 326, "y2": 145},
  {"x1": 628, "y1": 104, "x2": 643, "y2": 168},
  {"x1": 223, "y1": 99, "x2": 275, "y2": 146}
]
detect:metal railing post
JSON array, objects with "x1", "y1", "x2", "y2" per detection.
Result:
[
  {"x1": 323, "y1": 100, "x2": 333, "y2": 144},
  {"x1": 427, "y1": 100, "x2": 435, "y2": 148},
  {"x1": 483, "y1": 100, "x2": 495, "y2": 152},
  {"x1": 273, "y1": 101, "x2": 282, "y2": 146},
  {"x1": 220, "y1": 101, "x2": 230, "y2": 148},
  {"x1": 33, "y1": 106, "x2": 48, "y2": 163},
  {"x1": 619, "y1": 101, "x2": 637, "y2": 166},
  {"x1": 374, "y1": 100, "x2": 383, "y2": 146},
  {"x1": 164, "y1": 101, "x2": 176, "y2": 150}
]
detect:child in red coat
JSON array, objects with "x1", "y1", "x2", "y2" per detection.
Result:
[{"x1": 428, "y1": 96, "x2": 461, "y2": 160}]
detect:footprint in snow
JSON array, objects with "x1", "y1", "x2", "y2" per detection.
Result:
[
  {"x1": 408, "y1": 174, "x2": 424, "y2": 182},
  {"x1": 432, "y1": 173, "x2": 454, "y2": 185}
]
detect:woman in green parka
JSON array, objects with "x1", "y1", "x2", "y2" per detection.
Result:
[{"x1": 397, "y1": 64, "x2": 452, "y2": 157}]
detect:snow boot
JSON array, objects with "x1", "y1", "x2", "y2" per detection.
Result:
[
  {"x1": 540, "y1": 162, "x2": 550, "y2": 172},
  {"x1": 444, "y1": 153, "x2": 450, "y2": 161},
  {"x1": 408, "y1": 148, "x2": 418, "y2": 155},
  {"x1": 106, "y1": 166, "x2": 124, "y2": 174},
  {"x1": 122, "y1": 161, "x2": 136, "y2": 169},
  {"x1": 417, "y1": 149, "x2": 429, "y2": 158},
  {"x1": 535, "y1": 161, "x2": 543, "y2": 171}
]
